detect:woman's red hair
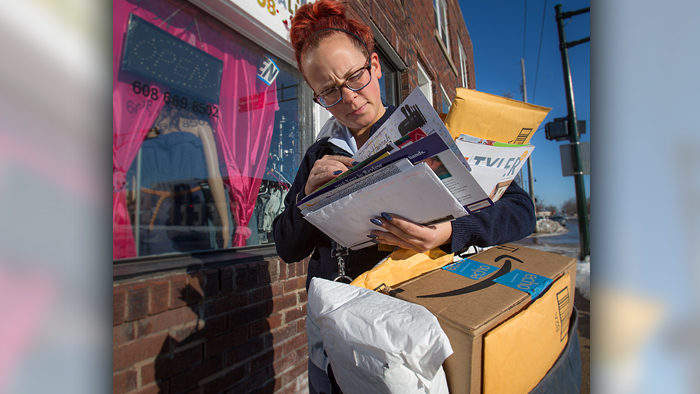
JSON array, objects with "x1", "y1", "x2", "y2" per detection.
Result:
[{"x1": 289, "y1": 0, "x2": 374, "y2": 73}]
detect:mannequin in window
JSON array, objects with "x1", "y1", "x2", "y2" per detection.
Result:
[{"x1": 127, "y1": 105, "x2": 231, "y2": 255}]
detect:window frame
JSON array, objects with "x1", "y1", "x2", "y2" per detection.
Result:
[
  {"x1": 434, "y1": 0, "x2": 450, "y2": 55},
  {"x1": 113, "y1": 1, "x2": 314, "y2": 264},
  {"x1": 440, "y1": 85, "x2": 451, "y2": 115},
  {"x1": 458, "y1": 37, "x2": 469, "y2": 88},
  {"x1": 416, "y1": 61, "x2": 433, "y2": 105}
]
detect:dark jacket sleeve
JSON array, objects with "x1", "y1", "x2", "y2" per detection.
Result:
[
  {"x1": 272, "y1": 144, "x2": 325, "y2": 264},
  {"x1": 446, "y1": 181, "x2": 536, "y2": 253}
]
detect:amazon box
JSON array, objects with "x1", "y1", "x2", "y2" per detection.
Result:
[{"x1": 394, "y1": 244, "x2": 576, "y2": 394}]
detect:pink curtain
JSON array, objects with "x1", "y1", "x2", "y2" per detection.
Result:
[
  {"x1": 112, "y1": 0, "x2": 278, "y2": 257},
  {"x1": 213, "y1": 60, "x2": 278, "y2": 246},
  {"x1": 113, "y1": 2, "x2": 165, "y2": 259}
]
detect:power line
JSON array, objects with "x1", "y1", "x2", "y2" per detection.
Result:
[{"x1": 532, "y1": 0, "x2": 548, "y2": 102}]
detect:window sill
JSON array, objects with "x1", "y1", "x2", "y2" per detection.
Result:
[
  {"x1": 113, "y1": 244, "x2": 280, "y2": 281},
  {"x1": 434, "y1": 29, "x2": 458, "y2": 77}
]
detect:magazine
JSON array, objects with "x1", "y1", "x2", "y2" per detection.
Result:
[
  {"x1": 455, "y1": 134, "x2": 535, "y2": 202},
  {"x1": 354, "y1": 88, "x2": 470, "y2": 170}
]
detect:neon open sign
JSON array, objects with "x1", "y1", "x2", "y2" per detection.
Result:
[{"x1": 120, "y1": 14, "x2": 223, "y2": 104}]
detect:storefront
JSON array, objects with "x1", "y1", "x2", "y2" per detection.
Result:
[{"x1": 113, "y1": 0, "x2": 474, "y2": 392}]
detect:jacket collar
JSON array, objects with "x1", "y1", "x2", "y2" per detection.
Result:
[{"x1": 316, "y1": 106, "x2": 397, "y2": 156}]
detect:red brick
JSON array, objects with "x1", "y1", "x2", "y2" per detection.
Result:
[
  {"x1": 249, "y1": 314, "x2": 281, "y2": 338},
  {"x1": 204, "y1": 327, "x2": 249, "y2": 357},
  {"x1": 295, "y1": 344, "x2": 308, "y2": 362},
  {"x1": 171, "y1": 274, "x2": 189, "y2": 309},
  {"x1": 270, "y1": 324, "x2": 297, "y2": 348},
  {"x1": 248, "y1": 285, "x2": 272, "y2": 305},
  {"x1": 278, "y1": 263, "x2": 287, "y2": 281},
  {"x1": 302, "y1": 257, "x2": 309, "y2": 275},
  {"x1": 271, "y1": 294, "x2": 296, "y2": 314},
  {"x1": 278, "y1": 381, "x2": 301, "y2": 394},
  {"x1": 113, "y1": 331, "x2": 170, "y2": 372},
  {"x1": 113, "y1": 322, "x2": 135, "y2": 347},
  {"x1": 142, "y1": 344, "x2": 203, "y2": 384},
  {"x1": 297, "y1": 318, "x2": 307, "y2": 334},
  {"x1": 149, "y1": 279, "x2": 170, "y2": 315},
  {"x1": 228, "y1": 303, "x2": 271, "y2": 329},
  {"x1": 177, "y1": 386, "x2": 202, "y2": 394},
  {"x1": 272, "y1": 350, "x2": 298, "y2": 374},
  {"x1": 282, "y1": 333, "x2": 307, "y2": 357},
  {"x1": 281, "y1": 360, "x2": 308, "y2": 390},
  {"x1": 114, "y1": 286, "x2": 126, "y2": 326},
  {"x1": 134, "y1": 382, "x2": 162, "y2": 394},
  {"x1": 270, "y1": 282, "x2": 284, "y2": 298},
  {"x1": 127, "y1": 283, "x2": 150, "y2": 321},
  {"x1": 247, "y1": 365, "x2": 275, "y2": 391},
  {"x1": 188, "y1": 272, "x2": 205, "y2": 304},
  {"x1": 137, "y1": 307, "x2": 198, "y2": 338},
  {"x1": 266, "y1": 259, "x2": 279, "y2": 282},
  {"x1": 257, "y1": 378, "x2": 282, "y2": 394},
  {"x1": 204, "y1": 292, "x2": 247, "y2": 317},
  {"x1": 284, "y1": 305, "x2": 306, "y2": 324},
  {"x1": 201, "y1": 365, "x2": 246, "y2": 394},
  {"x1": 113, "y1": 369, "x2": 137, "y2": 394},
  {"x1": 220, "y1": 266, "x2": 236, "y2": 294},
  {"x1": 235, "y1": 265, "x2": 247, "y2": 292},
  {"x1": 295, "y1": 260, "x2": 305, "y2": 278},
  {"x1": 172, "y1": 315, "x2": 227, "y2": 345},
  {"x1": 257, "y1": 261, "x2": 270, "y2": 284},
  {"x1": 250, "y1": 349, "x2": 274, "y2": 373},
  {"x1": 299, "y1": 290, "x2": 308, "y2": 303},
  {"x1": 223, "y1": 337, "x2": 265, "y2": 368},
  {"x1": 283, "y1": 277, "x2": 306, "y2": 294},
  {"x1": 246, "y1": 263, "x2": 259, "y2": 288},
  {"x1": 286, "y1": 262, "x2": 297, "y2": 279},
  {"x1": 169, "y1": 355, "x2": 222, "y2": 393},
  {"x1": 203, "y1": 269, "x2": 220, "y2": 298}
]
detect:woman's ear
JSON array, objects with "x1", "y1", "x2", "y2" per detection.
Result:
[{"x1": 371, "y1": 52, "x2": 382, "y2": 80}]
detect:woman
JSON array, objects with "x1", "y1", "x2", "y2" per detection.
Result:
[{"x1": 272, "y1": 1, "x2": 535, "y2": 392}]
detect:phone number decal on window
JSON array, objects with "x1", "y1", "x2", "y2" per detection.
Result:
[{"x1": 128, "y1": 80, "x2": 219, "y2": 118}]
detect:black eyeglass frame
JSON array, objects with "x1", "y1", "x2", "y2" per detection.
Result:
[{"x1": 312, "y1": 62, "x2": 373, "y2": 108}]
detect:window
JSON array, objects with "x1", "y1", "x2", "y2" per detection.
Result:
[
  {"x1": 416, "y1": 61, "x2": 432, "y2": 105},
  {"x1": 377, "y1": 50, "x2": 401, "y2": 107},
  {"x1": 434, "y1": 0, "x2": 450, "y2": 54},
  {"x1": 113, "y1": 0, "x2": 311, "y2": 259},
  {"x1": 458, "y1": 38, "x2": 469, "y2": 88},
  {"x1": 441, "y1": 85, "x2": 451, "y2": 115}
]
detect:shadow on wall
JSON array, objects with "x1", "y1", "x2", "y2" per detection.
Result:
[
  {"x1": 151, "y1": 265, "x2": 275, "y2": 393},
  {"x1": 113, "y1": 258, "x2": 310, "y2": 393}
]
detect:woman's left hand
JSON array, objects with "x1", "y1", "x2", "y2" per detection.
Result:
[{"x1": 368, "y1": 213, "x2": 452, "y2": 253}]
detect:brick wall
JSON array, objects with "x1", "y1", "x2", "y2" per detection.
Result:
[
  {"x1": 347, "y1": 0, "x2": 476, "y2": 107},
  {"x1": 113, "y1": 258, "x2": 309, "y2": 394}
]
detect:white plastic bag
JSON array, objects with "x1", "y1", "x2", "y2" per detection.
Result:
[{"x1": 307, "y1": 278, "x2": 452, "y2": 394}]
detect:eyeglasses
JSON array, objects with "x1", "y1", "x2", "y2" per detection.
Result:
[{"x1": 313, "y1": 62, "x2": 372, "y2": 108}]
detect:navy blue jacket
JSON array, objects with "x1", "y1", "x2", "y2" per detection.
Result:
[{"x1": 273, "y1": 106, "x2": 536, "y2": 289}]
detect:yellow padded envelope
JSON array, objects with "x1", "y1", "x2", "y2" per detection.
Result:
[
  {"x1": 482, "y1": 273, "x2": 572, "y2": 394},
  {"x1": 444, "y1": 88, "x2": 551, "y2": 144}
]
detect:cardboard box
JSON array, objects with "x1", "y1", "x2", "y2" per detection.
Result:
[
  {"x1": 444, "y1": 88, "x2": 551, "y2": 145},
  {"x1": 394, "y1": 244, "x2": 576, "y2": 394}
]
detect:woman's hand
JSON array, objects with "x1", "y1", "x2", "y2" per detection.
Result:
[
  {"x1": 304, "y1": 155, "x2": 357, "y2": 196},
  {"x1": 368, "y1": 213, "x2": 452, "y2": 253}
]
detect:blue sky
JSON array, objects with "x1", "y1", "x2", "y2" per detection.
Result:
[{"x1": 458, "y1": 0, "x2": 590, "y2": 210}]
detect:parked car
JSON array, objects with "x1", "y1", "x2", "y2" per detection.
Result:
[{"x1": 549, "y1": 215, "x2": 567, "y2": 226}]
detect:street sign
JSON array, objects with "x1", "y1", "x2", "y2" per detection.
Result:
[{"x1": 560, "y1": 142, "x2": 590, "y2": 177}]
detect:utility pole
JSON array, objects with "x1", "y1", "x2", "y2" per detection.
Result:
[
  {"x1": 521, "y1": 58, "x2": 537, "y2": 215},
  {"x1": 555, "y1": 4, "x2": 590, "y2": 259}
]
